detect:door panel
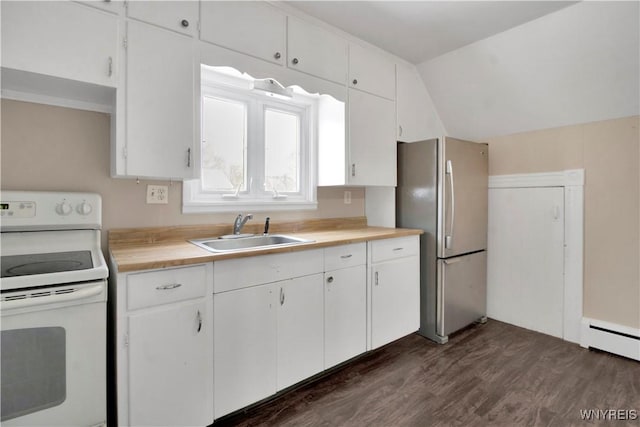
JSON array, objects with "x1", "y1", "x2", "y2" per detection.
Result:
[
  {"x1": 487, "y1": 187, "x2": 565, "y2": 338},
  {"x1": 438, "y1": 137, "x2": 488, "y2": 257},
  {"x1": 437, "y1": 251, "x2": 487, "y2": 337}
]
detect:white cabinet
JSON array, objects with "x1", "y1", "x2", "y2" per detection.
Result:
[
  {"x1": 128, "y1": 300, "x2": 209, "y2": 427},
  {"x1": 323, "y1": 243, "x2": 367, "y2": 368},
  {"x1": 126, "y1": 0, "x2": 198, "y2": 37},
  {"x1": 213, "y1": 282, "x2": 277, "y2": 418},
  {"x1": 121, "y1": 20, "x2": 195, "y2": 179},
  {"x1": 349, "y1": 43, "x2": 396, "y2": 101},
  {"x1": 76, "y1": 0, "x2": 123, "y2": 14},
  {"x1": 287, "y1": 16, "x2": 347, "y2": 84},
  {"x1": 277, "y1": 275, "x2": 324, "y2": 390},
  {"x1": 369, "y1": 236, "x2": 420, "y2": 349},
  {"x1": 114, "y1": 263, "x2": 213, "y2": 427},
  {"x1": 1, "y1": 1, "x2": 119, "y2": 87},
  {"x1": 200, "y1": 1, "x2": 286, "y2": 65},
  {"x1": 396, "y1": 62, "x2": 443, "y2": 142},
  {"x1": 348, "y1": 89, "x2": 397, "y2": 186}
]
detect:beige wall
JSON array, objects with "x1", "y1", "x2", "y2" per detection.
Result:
[
  {"x1": 488, "y1": 116, "x2": 640, "y2": 329},
  {"x1": 0, "y1": 100, "x2": 365, "y2": 251}
]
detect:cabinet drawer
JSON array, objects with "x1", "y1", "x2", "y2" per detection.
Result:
[
  {"x1": 127, "y1": 264, "x2": 207, "y2": 310},
  {"x1": 214, "y1": 249, "x2": 323, "y2": 293},
  {"x1": 324, "y1": 243, "x2": 366, "y2": 271},
  {"x1": 370, "y1": 236, "x2": 419, "y2": 263}
]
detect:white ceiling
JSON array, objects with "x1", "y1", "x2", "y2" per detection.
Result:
[{"x1": 286, "y1": 1, "x2": 577, "y2": 64}]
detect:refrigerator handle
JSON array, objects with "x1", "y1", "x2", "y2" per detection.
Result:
[{"x1": 445, "y1": 160, "x2": 455, "y2": 249}]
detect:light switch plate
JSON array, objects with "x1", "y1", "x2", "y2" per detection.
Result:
[{"x1": 146, "y1": 185, "x2": 169, "y2": 204}]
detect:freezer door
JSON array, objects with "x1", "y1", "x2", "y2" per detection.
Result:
[
  {"x1": 437, "y1": 137, "x2": 488, "y2": 258},
  {"x1": 436, "y1": 251, "x2": 487, "y2": 337}
]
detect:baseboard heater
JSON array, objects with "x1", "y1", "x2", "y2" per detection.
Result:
[{"x1": 581, "y1": 318, "x2": 640, "y2": 361}]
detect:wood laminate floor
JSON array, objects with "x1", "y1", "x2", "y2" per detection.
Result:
[{"x1": 214, "y1": 320, "x2": 640, "y2": 427}]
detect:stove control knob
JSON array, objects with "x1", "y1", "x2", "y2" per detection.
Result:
[
  {"x1": 56, "y1": 201, "x2": 73, "y2": 216},
  {"x1": 77, "y1": 202, "x2": 93, "y2": 216}
]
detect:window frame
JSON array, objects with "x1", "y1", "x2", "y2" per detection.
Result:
[{"x1": 183, "y1": 71, "x2": 318, "y2": 213}]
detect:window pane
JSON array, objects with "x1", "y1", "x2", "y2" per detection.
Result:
[
  {"x1": 265, "y1": 109, "x2": 300, "y2": 193},
  {"x1": 202, "y1": 96, "x2": 247, "y2": 191}
]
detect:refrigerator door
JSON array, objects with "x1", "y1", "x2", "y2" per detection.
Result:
[
  {"x1": 436, "y1": 251, "x2": 487, "y2": 338},
  {"x1": 437, "y1": 137, "x2": 488, "y2": 258}
]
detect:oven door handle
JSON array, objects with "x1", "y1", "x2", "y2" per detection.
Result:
[{"x1": 1, "y1": 284, "x2": 104, "y2": 311}]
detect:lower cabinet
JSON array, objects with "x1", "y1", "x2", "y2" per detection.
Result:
[
  {"x1": 114, "y1": 263, "x2": 213, "y2": 427},
  {"x1": 213, "y1": 272, "x2": 324, "y2": 419},
  {"x1": 369, "y1": 236, "x2": 421, "y2": 349},
  {"x1": 128, "y1": 300, "x2": 210, "y2": 427},
  {"x1": 324, "y1": 265, "x2": 367, "y2": 368}
]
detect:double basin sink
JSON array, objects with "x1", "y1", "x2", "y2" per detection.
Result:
[{"x1": 190, "y1": 234, "x2": 314, "y2": 253}]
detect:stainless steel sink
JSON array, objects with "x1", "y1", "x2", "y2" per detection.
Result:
[{"x1": 190, "y1": 234, "x2": 314, "y2": 253}]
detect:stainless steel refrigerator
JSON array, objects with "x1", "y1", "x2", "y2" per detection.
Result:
[{"x1": 396, "y1": 137, "x2": 488, "y2": 344}]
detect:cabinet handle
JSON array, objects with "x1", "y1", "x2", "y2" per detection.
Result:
[
  {"x1": 351, "y1": 163, "x2": 356, "y2": 177},
  {"x1": 280, "y1": 288, "x2": 286, "y2": 305},
  {"x1": 196, "y1": 310, "x2": 202, "y2": 333},
  {"x1": 327, "y1": 276, "x2": 334, "y2": 283},
  {"x1": 292, "y1": 57, "x2": 299, "y2": 65},
  {"x1": 352, "y1": 79, "x2": 358, "y2": 85},
  {"x1": 181, "y1": 19, "x2": 189, "y2": 28},
  {"x1": 399, "y1": 125, "x2": 403, "y2": 136},
  {"x1": 340, "y1": 254, "x2": 352, "y2": 259},
  {"x1": 375, "y1": 271, "x2": 379, "y2": 286},
  {"x1": 392, "y1": 247, "x2": 404, "y2": 252},
  {"x1": 187, "y1": 148, "x2": 191, "y2": 167},
  {"x1": 156, "y1": 283, "x2": 182, "y2": 290},
  {"x1": 274, "y1": 52, "x2": 281, "y2": 60},
  {"x1": 108, "y1": 56, "x2": 113, "y2": 77}
]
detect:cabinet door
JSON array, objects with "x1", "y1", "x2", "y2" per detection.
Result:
[
  {"x1": 348, "y1": 89, "x2": 396, "y2": 186},
  {"x1": 214, "y1": 284, "x2": 277, "y2": 418},
  {"x1": 1, "y1": 1, "x2": 118, "y2": 87},
  {"x1": 128, "y1": 300, "x2": 211, "y2": 427},
  {"x1": 371, "y1": 256, "x2": 420, "y2": 349},
  {"x1": 200, "y1": 1, "x2": 285, "y2": 65},
  {"x1": 396, "y1": 62, "x2": 433, "y2": 142},
  {"x1": 277, "y1": 274, "x2": 324, "y2": 390},
  {"x1": 325, "y1": 266, "x2": 366, "y2": 368},
  {"x1": 125, "y1": 21, "x2": 195, "y2": 179},
  {"x1": 127, "y1": 0, "x2": 198, "y2": 37},
  {"x1": 77, "y1": 0, "x2": 123, "y2": 14},
  {"x1": 287, "y1": 16, "x2": 347, "y2": 84},
  {"x1": 349, "y1": 43, "x2": 395, "y2": 100}
]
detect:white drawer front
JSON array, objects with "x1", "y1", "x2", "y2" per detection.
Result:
[
  {"x1": 370, "y1": 236, "x2": 419, "y2": 264},
  {"x1": 324, "y1": 243, "x2": 366, "y2": 271},
  {"x1": 127, "y1": 264, "x2": 207, "y2": 310},
  {"x1": 214, "y1": 249, "x2": 324, "y2": 293}
]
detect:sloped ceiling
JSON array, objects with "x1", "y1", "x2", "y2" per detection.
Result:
[{"x1": 417, "y1": 1, "x2": 640, "y2": 140}]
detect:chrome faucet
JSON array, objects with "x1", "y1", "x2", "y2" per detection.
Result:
[{"x1": 233, "y1": 213, "x2": 253, "y2": 235}]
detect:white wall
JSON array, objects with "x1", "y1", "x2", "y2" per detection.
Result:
[{"x1": 417, "y1": 1, "x2": 640, "y2": 141}]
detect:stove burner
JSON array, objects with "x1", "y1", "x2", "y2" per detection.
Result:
[{"x1": 1, "y1": 251, "x2": 93, "y2": 278}]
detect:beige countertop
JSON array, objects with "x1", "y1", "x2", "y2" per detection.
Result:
[{"x1": 109, "y1": 221, "x2": 422, "y2": 273}]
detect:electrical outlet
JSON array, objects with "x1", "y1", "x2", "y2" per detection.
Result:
[
  {"x1": 344, "y1": 191, "x2": 352, "y2": 205},
  {"x1": 146, "y1": 185, "x2": 169, "y2": 204}
]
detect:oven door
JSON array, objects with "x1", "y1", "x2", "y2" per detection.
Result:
[{"x1": 1, "y1": 280, "x2": 107, "y2": 427}]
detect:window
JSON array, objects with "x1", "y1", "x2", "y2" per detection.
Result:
[{"x1": 183, "y1": 66, "x2": 320, "y2": 213}]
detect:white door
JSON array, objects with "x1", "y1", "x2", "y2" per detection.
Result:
[
  {"x1": 127, "y1": 1, "x2": 198, "y2": 36},
  {"x1": 371, "y1": 256, "x2": 420, "y2": 349},
  {"x1": 213, "y1": 284, "x2": 277, "y2": 418},
  {"x1": 487, "y1": 187, "x2": 565, "y2": 338},
  {"x1": 277, "y1": 275, "x2": 324, "y2": 390},
  {"x1": 128, "y1": 300, "x2": 210, "y2": 427},
  {"x1": 348, "y1": 89, "x2": 396, "y2": 186},
  {"x1": 324, "y1": 266, "x2": 367, "y2": 368},
  {"x1": 348, "y1": 43, "x2": 395, "y2": 100},
  {"x1": 125, "y1": 20, "x2": 195, "y2": 179}
]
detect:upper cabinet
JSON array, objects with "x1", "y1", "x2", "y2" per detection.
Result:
[
  {"x1": 126, "y1": 0, "x2": 198, "y2": 37},
  {"x1": 287, "y1": 17, "x2": 348, "y2": 85},
  {"x1": 396, "y1": 62, "x2": 442, "y2": 142},
  {"x1": 76, "y1": 0, "x2": 123, "y2": 14},
  {"x1": 1, "y1": 1, "x2": 119, "y2": 87},
  {"x1": 348, "y1": 43, "x2": 395, "y2": 101},
  {"x1": 200, "y1": 2, "x2": 286, "y2": 65},
  {"x1": 121, "y1": 20, "x2": 196, "y2": 179}
]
